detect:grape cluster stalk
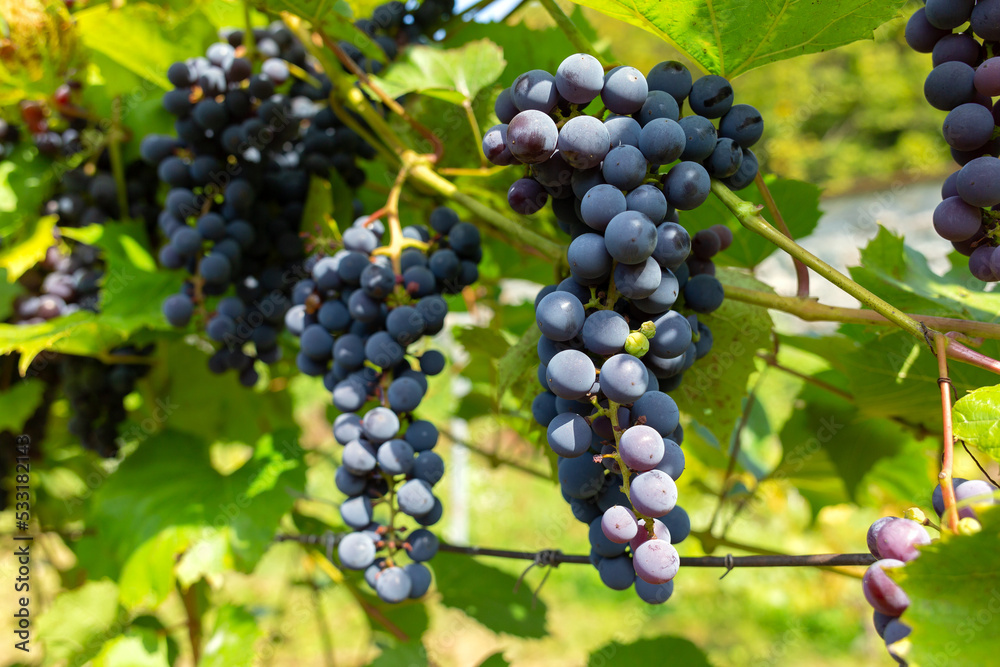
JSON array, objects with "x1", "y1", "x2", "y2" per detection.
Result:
[
  {"x1": 905, "y1": 4, "x2": 1000, "y2": 281},
  {"x1": 286, "y1": 204, "x2": 481, "y2": 603},
  {"x1": 485, "y1": 53, "x2": 763, "y2": 602}
]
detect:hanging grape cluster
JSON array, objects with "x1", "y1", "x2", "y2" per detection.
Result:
[
  {"x1": 4, "y1": 73, "x2": 161, "y2": 456},
  {"x1": 483, "y1": 54, "x2": 762, "y2": 601},
  {"x1": 286, "y1": 205, "x2": 480, "y2": 603},
  {"x1": 905, "y1": 4, "x2": 1000, "y2": 281}
]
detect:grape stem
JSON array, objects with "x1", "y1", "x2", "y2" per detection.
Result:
[
  {"x1": 179, "y1": 582, "x2": 202, "y2": 664},
  {"x1": 319, "y1": 32, "x2": 445, "y2": 163},
  {"x1": 406, "y1": 153, "x2": 566, "y2": 261},
  {"x1": 935, "y1": 334, "x2": 960, "y2": 533},
  {"x1": 107, "y1": 97, "x2": 130, "y2": 223},
  {"x1": 711, "y1": 180, "x2": 1000, "y2": 376},
  {"x1": 753, "y1": 172, "x2": 809, "y2": 298},
  {"x1": 463, "y1": 100, "x2": 488, "y2": 168},
  {"x1": 590, "y1": 398, "x2": 655, "y2": 535},
  {"x1": 242, "y1": 0, "x2": 256, "y2": 62},
  {"x1": 536, "y1": 0, "x2": 612, "y2": 67},
  {"x1": 370, "y1": 165, "x2": 429, "y2": 274},
  {"x1": 723, "y1": 283, "x2": 1000, "y2": 340}
]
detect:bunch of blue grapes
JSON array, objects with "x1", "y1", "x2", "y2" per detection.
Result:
[
  {"x1": 488, "y1": 54, "x2": 762, "y2": 602},
  {"x1": 483, "y1": 54, "x2": 761, "y2": 221},
  {"x1": 61, "y1": 349, "x2": 154, "y2": 457},
  {"x1": 337, "y1": 0, "x2": 456, "y2": 75},
  {"x1": 4, "y1": 115, "x2": 161, "y2": 456},
  {"x1": 286, "y1": 205, "x2": 480, "y2": 603},
  {"x1": 905, "y1": 5, "x2": 1000, "y2": 281},
  {"x1": 150, "y1": 23, "x2": 371, "y2": 385}
]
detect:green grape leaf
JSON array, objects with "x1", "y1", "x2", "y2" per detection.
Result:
[
  {"x1": 0, "y1": 222, "x2": 182, "y2": 372},
  {"x1": 90, "y1": 627, "x2": 173, "y2": 667},
  {"x1": 850, "y1": 227, "x2": 1000, "y2": 320},
  {"x1": 890, "y1": 507, "x2": 1000, "y2": 667},
  {"x1": 370, "y1": 642, "x2": 430, "y2": 666},
  {"x1": 81, "y1": 428, "x2": 304, "y2": 609},
  {"x1": 836, "y1": 330, "x2": 1000, "y2": 435},
  {"x1": 150, "y1": 342, "x2": 295, "y2": 445},
  {"x1": 433, "y1": 551, "x2": 548, "y2": 638},
  {"x1": 0, "y1": 378, "x2": 46, "y2": 433},
  {"x1": 562, "y1": 0, "x2": 907, "y2": 77},
  {"x1": 0, "y1": 269, "x2": 26, "y2": 322},
  {"x1": 200, "y1": 605, "x2": 262, "y2": 667},
  {"x1": 497, "y1": 322, "x2": 540, "y2": 403},
  {"x1": 74, "y1": 3, "x2": 220, "y2": 91},
  {"x1": 372, "y1": 41, "x2": 507, "y2": 105},
  {"x1": 673, "y1": 268, "x2": 773, "y2": 449},
  {"x1": 953, "y1": 385, "x2": 1000, "y2": 462},
  {"x1": 478, "y1": 652, "x2": 511, "y2": 667},
  {"x1": 773, "y1": 379, "x2": 926, "y2": 512},
  {"x1": 0, "y1": 144, "x2": 56, "y2": 239},
  {"x1": 0, "y1": 312, "x2": 113, "y2": 375},
  {"x1": 265, "y1": 0, "x2": 388, "y2": 65},
  {"x1": 587, "y1": 637, "x2": 713, "y2": 667},
  {"x1": 680, "y1": 176, "x2": 822, "y2": 269},
  {"x1": 36, "y1": 580, "x2": 122, "y2": 664},
  {"x1": 0, "y1": 215, "x2": 57, "y2": 281}
]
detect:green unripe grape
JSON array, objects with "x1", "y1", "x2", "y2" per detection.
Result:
[{"x1": 625, "y1": 331, "x2": 649, "y2": 357}]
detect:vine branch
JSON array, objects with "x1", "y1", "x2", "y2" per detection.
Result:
[
  {"x1": 723, "y1": 284, "x2": 1000, "y2": 340},
  {"x1": 712, "y1": 181, "x2": 1000, "y2": 375},
  {"x1": 935, "y1": 334, "x2": 960, "y2": 533},
  {"x1": 754, "y1": 172, "x2": 809, "y2": 298},
  {"x1": 320, "y1": 33, "x2": 445, "y2": 162},
  {"x1": 536, "y1": 0, "x2": 611, "y2": 67}
]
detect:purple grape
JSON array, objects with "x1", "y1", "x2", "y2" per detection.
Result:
[
  {"x1": 508, "y1": 177, "x2": 549, "y2": 215},
  {"x1": 969, "y1": 245, "x2": 999, "y2": 281},
  {"x1": 558, "y1": 115, "x2": 611, "y2": 169},
  {"x1": 547, "y1": 412, "x2": 593, "y2": 458},
  {"x1": 629, "y1": 469, "x2": 678, "y2": 517},
  {"x1": 482, "y1": 124, "x2": 516, "y2": 166},
  {"x1": 862, "y1": 559, "x2": 910, "y2": 617},
  {"x1": 555, "y1": 53, "x2": 604, "y2": 104},
  {"x1": 506, "y1": 110, "x2": 558, "y2": 164},
  {"x1": 602, "y1": 66, "x2": 648, "y2": 114},
  {"x1": 546, "y1": 349, "x2": 597, "y2": 400},
  {"x1": 905, "y1": 8, "x2": 949, "y2": 52},
  {"x1": 867, "y1": 516, "x2": 895, "y2": 558},
  {"x1": 975, "y1": 57, "x2": 1000, "y2": 97},
  {"x1": 618, "y1": 424, "x2": 665, "y2": 472},
  {"x1": 933, "y1": 196, "x2": 983, "y2": 241},
  {"x1": 957, "y1": 157, "x2": 1000, "y2": 207},
  {"x1": 632, "y1": 539, "x2": 680, "y2": 584},
  {"x1": 943, "y1": 104, "x2": 995, "y2": 152},
  {"x1": 875, "y1": 518, "x2": 930, "y2": 562},
  {"x1": 601, "y1": 505, "x2": 639, "y2": 543},
  {"x1": 955, "y1": 479, "x2": 997, "y2": 519},
  {"x1": 510, "y1": 69, "x2": 558, "y2": 113},
  {"x1": 628, "y1": 517, "x2": 670, "y2": 551}
]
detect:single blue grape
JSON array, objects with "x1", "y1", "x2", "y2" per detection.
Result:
[
  {"x1": 605, "y1": 211, "x2": 658, "y2": 264},
  {"x1": 558, "y1": 115, "x2": 611, "y2": 169},
  {"x1": 602, "y1": 145, "x2": 648, "y2": 191}
]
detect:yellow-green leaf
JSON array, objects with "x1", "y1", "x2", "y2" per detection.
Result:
[
  {"x1": 0, "y1": 215, "x2": 57, "y2": 281},
  {"x1": 953, "y1": 385, "x2": 1000, "y2": 462},
  {"x1": 563, "y1": 0, "x2": 907, "y2": 77}
]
